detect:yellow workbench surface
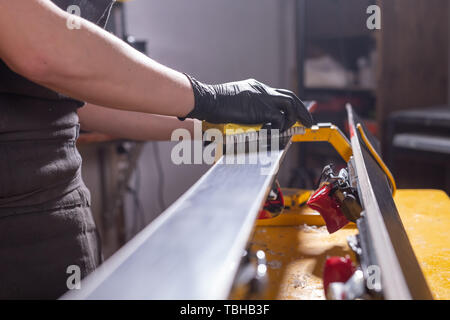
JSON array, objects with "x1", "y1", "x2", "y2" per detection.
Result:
[
  {"x1": 395, "y1": 190, "x2": 450, "y2": 300},
  {"x1": 242, "y1": 189, "x2": 449, "y2": 300}
]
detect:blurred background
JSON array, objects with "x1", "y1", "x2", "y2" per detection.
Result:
[{"x1": 77, "y1": 0, "x2": 449, "y2": 257}]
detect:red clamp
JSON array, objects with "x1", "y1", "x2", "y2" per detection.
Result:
[
  {"x1": 258, "y1": 180, "x2": 284, "y2": 220},
  {"x1": 323, "y1": 256, "x2": 356, "y2": 297},
  {"x1": 307, "y1": 183, "x2": 349, "y2": 233}
]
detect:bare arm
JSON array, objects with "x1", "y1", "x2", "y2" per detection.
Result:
[
  {"x1": 0, "y1": 0, "x2": 194, "y2": 117},
  {"x1": 78, "y1": 104, "x2": 199, "y2": 141}
]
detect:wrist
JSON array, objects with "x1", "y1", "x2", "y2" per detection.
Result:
[
  {"x1": 179, "y1": 74, "x2": 215, "y2": 121},
  {"x1": 174, "y1": 73, "x2": 194, "y2": 120}
]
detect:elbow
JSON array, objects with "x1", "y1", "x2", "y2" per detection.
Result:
[{"x1": 6, "y1": 48, "x2": 56, "y2": 84}]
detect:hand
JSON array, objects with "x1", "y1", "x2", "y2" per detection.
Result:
[{"x1": 182, "y1": 75, "x2": 314, "y2": 131}]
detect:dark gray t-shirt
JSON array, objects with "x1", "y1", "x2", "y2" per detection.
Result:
[{"x1": 0, "y1": 0, "x2": 115, "y2": 212}]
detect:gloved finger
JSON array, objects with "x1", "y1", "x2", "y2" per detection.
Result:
[
  {"x1": 275, "y1": 89, "x2": 314, "y2": 128},
  {"x1": 266, "y1": 109, "x2": 286, "y2": 132},
  {"x1": 258, "y1": 99, "x2": 286, "y2": 131},
  {"x1": 269, "y1": 94, "x2": 297, "y2": 131}
]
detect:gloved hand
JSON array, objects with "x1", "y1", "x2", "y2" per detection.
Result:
[{"x1": 181, "y1": 74, "x2": 314, "y2": 131}]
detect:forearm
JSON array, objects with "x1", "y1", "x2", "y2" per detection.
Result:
[
  {"x1": 78, "y1": 103, "x2": 198, "y2": 141},
  {"x1": 0, "y1": 0, "x2": 194, "y2": 117}
]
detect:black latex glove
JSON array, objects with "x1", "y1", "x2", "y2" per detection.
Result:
[{"x1": 181, "y1": 74, "x2": 314, "y2": 131}]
